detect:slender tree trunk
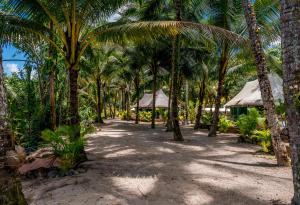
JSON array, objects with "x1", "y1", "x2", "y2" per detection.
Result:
[
  {"x1": 0, "y1": 47, "x2": 27, "y2": 205},
  {"x1": 25, "y1": 66, "x2": 33, "y2": 138},
  {"x1": 208, "y1": 43, "x2": 229, "y2": 137},
  {"x1": 166, "y1": 69, "x2": 173, "y2": 131},
  {"x1": 184, "y1": 79, "x2": 189, "y2": 125},
  {"x1": 125, "y1": 86, "x2": 130, "y2": 121},
  {"x1": 103, "y1": 84, "x2": 107, "y2": 119},
  {"x1": 49, "y1": 21, "x2": 56, "y2": 130},
  {"x1": 172, "y1": 0, "x2": 184, "y2": 141},
  {"x1": 68, "y1": 67, "x2": 80, "y2": 133},
  {"x1": 96, "y1": 76, "x2": 103, "y2": 123},
  {"x1": 135, "y1": 74, "x2": 140, "y2": 124},
  {"x1": 243, "y1": 0, "x2": 289, "y2": 166},
  {"x1": 151, "y1": 63, "x2": 157, "y2": 129},
  {"x1": 194, "y1": 80, "x2": 206, "y2": 130},
  {"x1": 113, "y1": 95, "x2": 117, "y2": 119},
  {"x1": 281, "y1": 1, "x2": 300, "y2": 203},
  {"x1": 49, "y1": 65, "x2": 56, "y2": 130}
]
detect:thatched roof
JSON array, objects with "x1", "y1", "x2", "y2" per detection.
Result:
[
  {"x1": 134, "y1": 89, "x2": 169, "y2": 108},
  {"x1": 225, "y1": 73, "x2": 284, "y2": 107}
]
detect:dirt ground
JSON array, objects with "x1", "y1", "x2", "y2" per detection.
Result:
[{"x1": 22, "y1": 119, "x2": 293, "y2": 205}]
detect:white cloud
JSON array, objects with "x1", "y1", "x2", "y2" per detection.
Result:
[{"x1": 6, "y1": 63, "x2": 19, "y2": 73}]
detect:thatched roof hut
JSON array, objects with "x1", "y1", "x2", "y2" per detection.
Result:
[
  {"x1": 225, "y1": 73, "x2": 284, "y2": 108},
  {"x1": 134, "y1": 89, "x2": 169, "y2": 109}
]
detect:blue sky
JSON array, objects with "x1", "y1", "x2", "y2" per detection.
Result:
[{"x1": 3, "y1": 45, "x2": 27, "y2": 75}]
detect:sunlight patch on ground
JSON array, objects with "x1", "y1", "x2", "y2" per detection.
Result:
[
  {"x1": 184, "y1": 190, "x2": 213, "y2": 205},
  {"x1": 155, "y1": 146, "x2": 175, "y2": 153},
  {"x1": 111, "y1": 176, "x2": 158, "y2": 196},
  {"x1": 105, "y1": 148, "x2": 137, "y2": 158}
]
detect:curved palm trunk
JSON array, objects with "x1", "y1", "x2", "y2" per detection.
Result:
[
  {"x1": 243, "y1": 0, "x2": 289, "y2": 166},
  {"x1": 208, "y1": 44, "x2": 229, "y2": 137},
  {"x1": 194, "y1": 80, "x2": 206, "y2": 130},
  {"x1": 280, "y1": 0, "x2": 300, "y2": 203},
  {"x1": 0, "y1": 47, "x2": 27, "y2": 204},
  {"x1": 151, "y1": 63, "x2": 158, "y2": 129},
  {"x1": 96, "y1": 76, "x2": 103, "y2": 123}
]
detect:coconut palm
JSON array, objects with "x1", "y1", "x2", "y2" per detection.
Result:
[
  {"x1": 81, "y1": 44, "x2": 120, "y2": 123},
  {"x1": 242, "y1": 0, "x2": 289, "y2": 166},
  {"x1": 280, "y1": 0, "x2": 300, "y2": 204},
  {"x1": 0, "y1": 0, "x2": 243, "y2": 137}
]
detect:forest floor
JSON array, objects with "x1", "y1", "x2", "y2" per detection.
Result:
[{"x1": 22, "y1": 119, "x2": 293, "y2": 205}]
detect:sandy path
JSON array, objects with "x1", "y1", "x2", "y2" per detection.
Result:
[{"x1": 22, "y1": 119, "x2": 293, "y2": 205}]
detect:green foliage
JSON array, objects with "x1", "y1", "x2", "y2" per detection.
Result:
[
  {"x1": 160, "y1": 109, "x2": 168, "y2": 122},
  {"x1": 188, "y1": 101, "x2": 196, "y2": 124},
  {"x1": 201, "y1": 112, "x2": 213, "y2": 126},
  {"x1": 251, "y1": 130, "x2": 272, "y2": 153},
  {"x1": 236, "y1": 108, "x2": 260, "y2": 137},
  {"x1": 218, "y1": 115, "x2": 234, "y2": 133},
  {"x1": 118, "y1": 110, "x2": 128, "y2": 120},
  {"x1": 139, "y1": 111, "x2": 152, "y2": 122},
  {"x1": 41, "y1": 126, "x2": 87, "y2": 171},
  {"x1": 6, "y1": 69, "x2": 49, "y2": 151}
]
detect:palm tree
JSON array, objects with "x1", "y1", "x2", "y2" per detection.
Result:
[
  {"x1": 1, "y1": 0, "x2": 243, "y2": 135},
  {"x1": 280, "y1": 0, "x2": 300, "y2": 203},
  {"x1": 0, "y1": 47, "x2": 27, "y2": 204},
  {"x1": 82, "y1": 44, "x2": 120, "y2": 123},
  {"x1": 206, "y1": 0, "x2": 242, "y2": 137},
  {"x1": 242, "y1": 0, "x2": 289, "y2": 166},
  {"x1": 194, "y1": 62, "x2": 209, "y2": 129},
  {"x1": 172, "y1": 0, "x2": 184, "y2": 141}
]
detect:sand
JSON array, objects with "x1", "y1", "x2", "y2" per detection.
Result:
[{"x1": 22, "y1": 119, "x2": 293, "y2": 205}]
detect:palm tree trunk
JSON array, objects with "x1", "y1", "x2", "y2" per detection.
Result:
[
  {"x1": 166, "y1": 69, "x2": 173, "y2": 131},
  {"x1": 184, "y1": 79, "x2": 189, "y2": 125},
  {"x1": 49, "y1": 21, "x2": 56, "y2": 130},
  {"x1": 171, "y1": 0, "x2": 184, "y2": 141},
  {"x1": 208, "y1": 43, "x2": 229, "y2": 137},
  {"x1": 125, "y1": 86, "x2": 130, "y2": 121},
  {"x1": 96, "y1": 76, "x2": 103, "y2": 123},
  {"x1": 151, "y1": 63, "x2": 157, "y2": 129},
  {"x1": 113, "y1": 95, "x2": 117, "y2": 119},
  {"x1": 103, "y1": 84, "x2": 107, "y2": 119},
  {"x1": 135, "y1": 74, "x2": 140, "y2": 124},
  {"x1": 0, "y1": 47, "x2": 27, "y2": 205},
  {"x1": 280, "y1": 0, "x2": 300, "y2": 203},
  {"x1": 49, "y1": 65, "x2": 56, "y2": 130},
  {"x1": 194, "y1": 80, "x2": 206, "y2": 130},
  {"x1": 172, "y1": 35, "x2": 184, "y2": 141},
  {"x1": 243, "y1": 0, "x2": 289, "y2": 166},
  {"x1": 68, "y1": 67, "x2": 80, "y2": 135}
]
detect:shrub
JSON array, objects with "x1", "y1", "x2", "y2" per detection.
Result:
[
  {"x1": 201, "y1": 112, "x2": 213, "y2": 126},
  {"x1": 188, "y1": 101, "x2": 196, "y2": 124},
  {"x1": 118, "y1": 110, "x2": 130, "y2": 120},
  {"x1": 236, "y1": 108, "x2": 260, "y2": 137},
  {"x1": 139, "y1": 111, "x2": 152, "y2": 122},
  {"x1": 251, "y1": 130, "x2": 272, "y2": 153},
  {"x1": 218, "y1": 115, "x2": 234, "y2": 133},
  {"x1": 41, "y1": 126, "x2": 88, "y2": 172}
]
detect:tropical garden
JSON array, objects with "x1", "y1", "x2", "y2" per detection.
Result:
[{"x1": 0, "y1": 0, "x2": 299, "y2": 204}]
